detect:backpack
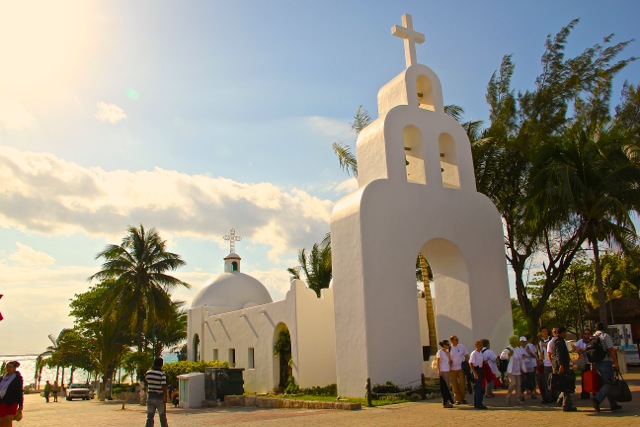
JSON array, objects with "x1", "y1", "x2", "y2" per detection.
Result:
[
  {"x1": 498, "y1": 347, "x2": 511, "y2": 373},
  {"x1": 585, "y1": 335, "x2": 607, "y2": 364}
]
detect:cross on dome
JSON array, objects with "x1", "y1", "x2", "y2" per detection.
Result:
[
  {"x1": 391, "y1": 14, "x2": 425, "y2": 68},
  {"x1": 223, "y1": 228, "x2": 242, "y2": 254}
]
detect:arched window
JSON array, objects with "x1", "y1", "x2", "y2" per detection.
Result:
[
  {"x1": 193, "y1": 334, "x2": 200, "y2": 361},
  {"x1": 231, "y1": 261, "x2": 238, "y2": 272},
  {"x1": 404, "y1": 125, "x2": 426, "y2": 185},
  {"x1": 416, "y1": 75, "x2": 435, "y2": 111},
  {"x1": 439, "y1": 133, "x2": 460, "y2": 188}
]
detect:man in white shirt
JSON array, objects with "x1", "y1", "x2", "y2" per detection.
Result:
[
  {"x1": 538, "y1": 327, "x2": 553, "y2": 403},
  {"x1": 448, "y1": 335, "x2": 468, "y2": 404},
  {"x1": 469, "y1": 340, "x2": 488, "y2": 410},
  {"x1": 546, "y1": 327, "x2": 561, "y2": 404}
]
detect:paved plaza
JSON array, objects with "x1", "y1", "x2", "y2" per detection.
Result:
[{"x1": 18, "y1": 368, "x2": 640, "y2": 427}]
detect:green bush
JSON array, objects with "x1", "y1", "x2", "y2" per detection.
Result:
[
  {"x1": 299, "y1": 384, "x2": 337, "y2": 396},
  {"x1": 162, "y1": 360, "x2": 228, "y2": 386}
]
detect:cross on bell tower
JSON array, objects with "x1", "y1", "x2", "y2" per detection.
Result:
[
  {"x1": 223, "y1": 228, "x2": 242, "y2": 254},
  {"x1": 391, "y1": 14, "x2": 425, "y2": 68}
]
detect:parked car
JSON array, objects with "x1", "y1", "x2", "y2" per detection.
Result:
[{"x1": 66, "y1": 383, "x2": 95, "y2": 401}]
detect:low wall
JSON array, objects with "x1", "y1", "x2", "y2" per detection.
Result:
[{"x1": 224, "y1": 395, "x2": 361, "y2": 410}]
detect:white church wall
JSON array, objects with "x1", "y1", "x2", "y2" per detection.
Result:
[
  {"x1": 294, "y1": 281, "x2": 337, "y2": 388},
  {"x1": 188, "y1": 279, "x2": 337, "y2": 394}
]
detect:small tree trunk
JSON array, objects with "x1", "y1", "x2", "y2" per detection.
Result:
[
  {"x1": 592, "y1": 237, "x2": 608, "y2": 325},
  {"x1": 419, "y1": 253, "x2": 437, "y2": 355}
]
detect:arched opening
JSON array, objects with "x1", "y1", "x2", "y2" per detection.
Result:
[
  {"x1": 412, "y1": 239, "x2": 473, "y2": 375},
  {"x1": 404, "y1": 125, "x2": 426, "y2": 185},
  {"x1": 416, "y1": 75, "x2": 435, "y2": 111},
  {"x1": 272, "y1": 323, "x2": 292, "y2": 391},
  {"x1": 231, "y1": 261, "x2": 238, "y2": 272},
  {"x1": 193, "y1": 334, "x2": 201, "y2": 362},
  {"x1": 420, "y1": 238, "x2": 472, "y2": 346},
  {"x1": 439, "y1": 133, "x2": 460, "y2": 189}
]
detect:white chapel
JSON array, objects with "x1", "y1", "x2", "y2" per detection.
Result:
[{"x1": 188, "y1": 14, "x2": 512, "y2": 398}]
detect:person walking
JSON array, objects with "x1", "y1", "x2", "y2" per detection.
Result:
[
  {"x1": 553, "y1": 327, "x2": 577, "y2": 411},
  {"x1": 572, "y1": 328, "x2": 592, "y2": 399},
  {"x1": 546, "y1": 327, "x2": 562, "y2": 405},
  {"x1": 481, "y1": 339, "x2": 499, "y2": 398},
  {"x1": 145, "y1": 357, "x2": 169, "y2": 427},
  {"x1": 51, "y1": 381, "x2": 59, "y2": 403},
  {"x1": 591, "y1": 322, "x2": 622, "y2": 412},
  {"x1": 501, "y1": 335, "x2": 524, "y2": 405},
  {"x1": 520, "y1": 335, "x2": 537, "y2": 399},
  {"x1": 436, "y1": 340, "x2": 454, "y2": 408},
  {"x1": 43, "y1": 381, "x2": 51, "y2": 403},
  {"x1": 537, "y1": 327, "x2": 553, "y2": 403},
  {"x1": 448, "y1": 335, "x2": 468, "y2": 405},
  {"x1": 469, "y1": 340, "x2": 487, "y2": 410},
  {"x1": 0, "y1": 361, "x2": 24, "y2": 427}
]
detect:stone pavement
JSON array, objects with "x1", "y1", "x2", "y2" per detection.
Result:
[{"x1": 18, "y1": 368, "x2": 640, "y2": 427}]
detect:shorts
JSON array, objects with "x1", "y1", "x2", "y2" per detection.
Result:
[{"x1": 0, "y1": 402, "x2": 19, "y2": 417}]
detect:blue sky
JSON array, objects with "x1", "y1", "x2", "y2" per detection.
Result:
[{"x1": 1, "y1": 0, "x2": 638, "y2": 354}]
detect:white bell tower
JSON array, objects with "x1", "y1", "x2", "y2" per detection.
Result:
[{"x1": 330, "y1": 14, "x2": 512, "y2": 397}]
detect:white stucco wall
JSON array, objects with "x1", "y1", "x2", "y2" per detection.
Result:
[{"x1": 187, "y1": 280, "x2": 336, "y2": 394}]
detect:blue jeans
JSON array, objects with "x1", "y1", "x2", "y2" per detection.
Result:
[
  {"x1": 473, "y1": 368, "x2": 484, "y2": 407},
  {"x1": 146, "y1": 394, "x2": 168, "y2": 427},
  {"x1": 594, "y1": 361, "x2": 616, "y2": 406}
]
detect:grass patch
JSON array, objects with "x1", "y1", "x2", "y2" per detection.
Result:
[{"x1": 262, "y1": 394, "x2": 411, "y2": 407}]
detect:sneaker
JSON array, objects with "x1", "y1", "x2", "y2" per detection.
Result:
[
  {"x1": 443, "y1": 403, "x2": 453, "y2": 408},
  {"x1": 611, "y1": 404, "x2": 622, "y2": 411},
  {"x1": 591, "y1": 397, "x2": 600, "y2": 413},
  {"x1": 563, "y1": 406, "x2": 577, "y2": 412},
  {"x1": 454, "y1": 401, "x2": 462, "y2": 405}
]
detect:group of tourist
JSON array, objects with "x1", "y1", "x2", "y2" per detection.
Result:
[{"x1": 435, "y1": 322, "x2": 623, "y2": 413}]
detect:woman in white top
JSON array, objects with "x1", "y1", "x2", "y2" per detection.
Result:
[
  {"x1": 500, "y1": 335, "x2": 525, "y2": 405},
  {"x1": 520, "y1": 336, "x2": 538, "y2": 399},
  {"x1": 436, "y1": 340, "x2": 454, "y2": 408}
]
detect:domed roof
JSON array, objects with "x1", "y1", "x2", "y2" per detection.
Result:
[{"x1": 191, "y1": 271, "x2": 272, "y2": 313}]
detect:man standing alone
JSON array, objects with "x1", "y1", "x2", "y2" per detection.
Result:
[{"x1": 145, "y1": 357, "x2": 169, "y2": 427}]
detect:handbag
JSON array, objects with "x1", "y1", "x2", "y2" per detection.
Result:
[{"x1": 608, "y1": 371, "x2": 632, "y2": 402}]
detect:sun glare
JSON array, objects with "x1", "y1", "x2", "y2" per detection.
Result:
[{"x1": 0, "y1": 1, "x2": 90, "y2": 100}]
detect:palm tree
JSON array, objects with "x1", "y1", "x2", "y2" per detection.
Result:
[
  {"x1": 287, "y1": 240, "x2": 332, "y2": 297},
  {"x1": 149, "y1": 301, "x2": 188, "y2": 357},
  {"x1": 528, "y1": 126, "x2": 640, "y2": 323},
  {"x1": 89, "y1": 225, "x2": 190, "y2": 368}
]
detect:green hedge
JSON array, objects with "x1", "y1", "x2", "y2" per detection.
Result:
[{"x1": 162, "y1": 360, "x2": 228, "y2": 386}]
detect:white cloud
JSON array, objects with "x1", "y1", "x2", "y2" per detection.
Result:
[
  {"x1": 301, "y1": 116, "x2": 353, "y2": 140},
  {"x1": 95, "y1": 101, "x2": 126, "y2": 123},
  {"x1": 0, "y1": 145, "x2": 333, "y2": 259},
  {"x1": 9, "y1": 242, "x2": 55, "y2": 266},
  {"x1": 0, "y1": 96, "x2": 36, "y2": 130},
  {"x1": 334, "y1": 177, "x2": 358, "y2": 195}
]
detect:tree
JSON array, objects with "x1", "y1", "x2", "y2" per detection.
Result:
[
  {"x1": 287, "y1": 240, "x2": 332, "y2": 297},
  {"x1": 89, "y1": 225, "x2": 190, "y2": 377},
  {"x1": 475, "y1": 19, "x2": 637, "y2": 334}
]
